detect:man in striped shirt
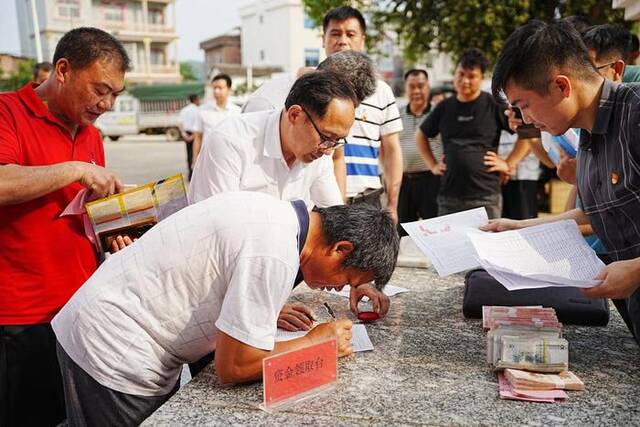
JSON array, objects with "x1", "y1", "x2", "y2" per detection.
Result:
[
  {"x1": 488, "y1": 20, "x2": 640, "y2": 345},
  {"x1": 397, "y1": 69, "x2": 442, "y2": 233},
  {"x1": 323, "y1": 7, "x2": 404, "y2": 223}
]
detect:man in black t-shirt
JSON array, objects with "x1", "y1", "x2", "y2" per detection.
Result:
[{"x1": 417, "y1": 49, "x2": 512, "y2": 218}]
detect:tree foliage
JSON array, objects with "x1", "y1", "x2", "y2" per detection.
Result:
[
  {"x1": 179, "y1": 62, "x2": 198, "y2": 82},
  {"x1": 302, "y1": 0, "x2": 629, "y2": 66},
  {"x1": 0, "y1": 59, "x2": 35, "y2": 92}
]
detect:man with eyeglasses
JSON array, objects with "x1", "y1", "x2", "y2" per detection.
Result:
[
  {"x1": 187, "y1": 73, "x2": 364, "y2": 376},
  {"x1": 189, "y1": 71, "x2": 353, "y2": 207}
]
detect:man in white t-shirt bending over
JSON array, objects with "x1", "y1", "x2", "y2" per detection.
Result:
[
  {"x1": 190, "y1": 71, "x2": 391, "y2": 339},
  {"x1": 52, "y1": 191, "x2": 400, "y2": 426}
]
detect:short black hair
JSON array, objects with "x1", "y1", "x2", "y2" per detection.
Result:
[
  {"x1": 285, "y1": 71, "x2": 357, "y2": 118},
  {"x1": 212, "y1": 73, "x2": 232, "y2": 88},
  {"x1": 631, "y1": 33, "x2": 639, "y2": 52},
  {"x1": 32, "y1": 62, "x2": 53, "y2": 79},
  {"x1": 404, "y1": 68, "x2": 429, "y2": 81},
  {"x1": 458, "y1": 48, "x2": 489, "y2": 74},
  {"x1": 188, "y1": 94, "x2": 199, "y2": 103},
  {"x1": 492, "y1": 20, "x2": 599, "y2": 100},
  {"x1": 561, "y1": 15, "x2": 591, "y2": 36},
  {"x1": 323, "y1": 6, "x2": 366, "y2": 34},
  {"x1": 53, "y1": 27, "x2": 130, "y2": 72},
  {"x1": 583, "y1": 24, "x2": 632, "y2": 63}
]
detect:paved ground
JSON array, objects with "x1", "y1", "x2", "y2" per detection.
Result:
[{"x1": 103, "y1": 135, "x2": 190, "y2": 186}]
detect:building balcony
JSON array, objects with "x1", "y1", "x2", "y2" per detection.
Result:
[{"x1": 102, "y1": 22, "x2": 178, "y2": 42}]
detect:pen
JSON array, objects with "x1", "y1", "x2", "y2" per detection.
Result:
[{"x1": 323, "y1": 302, "x2": 336, "y2": 319}]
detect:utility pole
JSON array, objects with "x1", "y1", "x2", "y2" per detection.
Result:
[{"x1": 29, "y1": 0, "x2": 43, "y2": 62}]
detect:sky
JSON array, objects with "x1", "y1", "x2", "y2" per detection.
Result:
[{"x1": 0, "y1": 0, "x2": 246, "y2": 62}]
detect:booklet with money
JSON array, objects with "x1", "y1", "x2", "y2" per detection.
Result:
[
  {"x1": 85, "y1": 174, "x2": 188, "y2": 254},
  {"x1": 402, "y1": 208, "x2": 604, "y2": 290}
]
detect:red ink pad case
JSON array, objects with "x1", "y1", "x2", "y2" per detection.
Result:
[{"x1": 357, "y1": 311, "x2": 379, "y2": 322}]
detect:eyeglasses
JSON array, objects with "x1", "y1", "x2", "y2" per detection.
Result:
[
  {"x1": 596, "y1": 61, "x2": 616, "y2": 71},
  {"x1": 301, "y1": 107, "x2": 347, "y2": 149}
]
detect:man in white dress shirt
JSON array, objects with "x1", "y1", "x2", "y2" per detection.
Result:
[
  {"x1": 178, "y1": 94, "x2": 200, "y2": 178},
  {"x1": 191, "y1": 73, "x2": 241, "y2": 167}
]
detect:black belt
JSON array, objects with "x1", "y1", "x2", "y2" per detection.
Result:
[
  {"x1": 403, "y1": 171, "x2": 430, "y2": 179},
  {"x1": 346, "y1": 187, "x2": 384, "y2": 204}
]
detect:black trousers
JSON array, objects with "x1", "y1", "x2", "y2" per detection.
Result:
[
  {"x1": 397, "y1": 171, "x2": 440, "y2": 236},
  {"x1": 184, "y1": 131, "x2": 194, "y2": 180},
  {"x1": 0, "y1": 323, "x2": 65, "y2": 427},
  {"x1": 502, "y1": 179, "x2": 538, "y2": 220}
]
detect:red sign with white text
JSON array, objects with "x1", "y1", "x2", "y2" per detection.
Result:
[{"x1": 263, "y1": 338, "x2": 337, "y2": 409}]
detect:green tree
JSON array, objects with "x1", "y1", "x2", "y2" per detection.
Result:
[
  {"x1": 302, "y1": 0, "x2": 629, "y2": 66},
  {"x1": 179, "y1": 62, "x2": 198, "y2": 82},
  {"x1": 0, "y1": 59, "x2": 35, "y2": 91}
]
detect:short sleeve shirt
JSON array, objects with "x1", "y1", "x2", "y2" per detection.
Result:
[
  {"x1": 192, "y1": 101, "x2": 241, "y2": 134},
  {"x1": 398, "y1": 103, "x2": 442, "y2": 173},
  {"x1": 420, "y1": 91, "x2": 510, "y2": 199},
  {"x1": 0, "y1": 84, "x2": 104, "y2": 324},
  {"x1": 52, "y1": 192, "x2": 300, "y2": 396},
  {"x1": 344, "y1": 80, "x2": 403, "y2": 196}
]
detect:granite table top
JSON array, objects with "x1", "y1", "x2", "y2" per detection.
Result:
[{"x1": 143, "y1": 266, "x2": 640, "y2": 426}]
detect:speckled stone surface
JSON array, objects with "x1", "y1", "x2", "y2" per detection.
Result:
[{"x1": 143, "y1": 266, "x2": 640, "y2": 426}]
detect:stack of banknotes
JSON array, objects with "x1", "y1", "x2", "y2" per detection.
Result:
[
  {"x1": 483, "y1": 306, "x2": 585, "y2": 402},
  {"x1": 484, "y1": 306, "x2": 568, "y2": 372}
]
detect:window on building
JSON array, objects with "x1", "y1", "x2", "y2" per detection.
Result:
[
  {"x1": 56, "y1": 0, "x2": 80, "y2": 18},
  {"x1": 148, "y1": 8, "x2": 164, "y2": 25},
  {"x1": 303, "y1": 12, "x2": 314, "y2": 29},
  {"x1": 304, "y1": 48, "x2": 320, "y2": 67},
  {"x1": 260, "y1": 49, "x2": 265, "y2": 62},
  {"x1": 102, "y1": 1, "x2": 125, "y2": 23},
  {"x1": 150, "y1": 47, "x2": 166, "y2": 65}
]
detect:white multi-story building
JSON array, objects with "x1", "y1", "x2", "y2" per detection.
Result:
[
  {"x1": 239, "y1": 0, "x2": 324, "y2": 73},
  {"x1": 613, "y1": 0, "x2": 640, "y2": 20},
  {"x1": 15, "y1": 0, "x2": 181, "y2": 85}
]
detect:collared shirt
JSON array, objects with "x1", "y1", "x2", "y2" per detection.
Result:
[
  {"x1": 189, "y1": 110, "x2": 343, "y2": 207},
  {"x1": 577, "y1": 79, "x2": 640, "y2": 261},
  {"x1": 398, "y1": 103, "x2": 442, "y2": 173},
  {"x1": 178, "y1": 102, "x2": 200, "y2": 132},
  {"x1": 0, "y1": 83, "x2": 104, "y2": 324},
  {"x1": 193, "y1": 100, "x2": 241, "y2": 135},
  {"x1": 241, "y1": 74, "x2": 296, "y2": 113},
  {"x1": 344, "y1": 79, "x2": 403, "y2": 196},
  {"x1": 53, "y1": 192, "x2": 300, "y2": 396}
]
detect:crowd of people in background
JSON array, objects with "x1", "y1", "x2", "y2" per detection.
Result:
[{"x1": 2, "y1": 4, "x2": 640, "y2": 426}]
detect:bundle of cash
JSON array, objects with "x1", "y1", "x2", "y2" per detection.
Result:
[
  {"x1": 504, "y1": 369, "x2": 584, "y2": 391},
  {"x1": 484, "y1": 306, "x2": 568, "y2": 373},
  {"x1": 498, "y1": 372, "x2": 568, "y2": 403},
  {"x1": 483, "y1": 306, "x2": 561, "y2": 330},
  {"x1": 494, "y1": 336, "x2": 569, "y2": 373}
]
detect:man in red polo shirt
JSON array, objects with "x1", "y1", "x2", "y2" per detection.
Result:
[{"x1": 0, "y1": 27, "x2": 130, "y2": 426}]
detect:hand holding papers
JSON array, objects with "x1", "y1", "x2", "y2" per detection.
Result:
[
  {"x1": 402, "y1": 208, "x2": 604, "y2": 290},
  {"x1": 469, "y1": 220, "x2": 604, "y2": 290}
]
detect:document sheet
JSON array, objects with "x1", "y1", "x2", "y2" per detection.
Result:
[
  {"x1": 401, "y1": 208, "x2": 488, "y2": 276},
  {"x1": 402, "y1": 208, "x2": 604, "y2": 289},
  {"x1": 276, "y1": 324, "x2": 374, "y2": 352}
]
